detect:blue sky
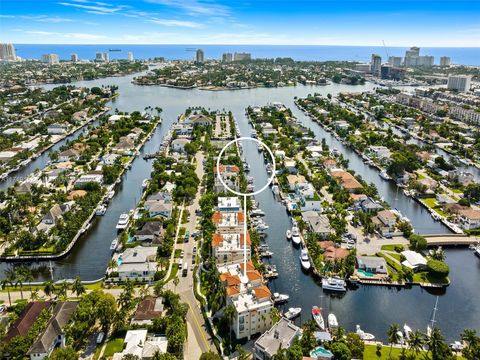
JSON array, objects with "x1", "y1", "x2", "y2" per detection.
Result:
[{"x1": 1, "y1": 0, "x2": 479, "y2": 46}]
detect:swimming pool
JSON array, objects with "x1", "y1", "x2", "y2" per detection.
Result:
[
  {"x1": 357, "y1": 269, "x2": 375, "y2": 277},
  {"x1": 310, "y1": 346, "x2": 333, "y2": 358}
]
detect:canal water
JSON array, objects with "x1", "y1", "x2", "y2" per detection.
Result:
[{"x1": 1, "y1": 74, "x2": 479, "y2": 341}]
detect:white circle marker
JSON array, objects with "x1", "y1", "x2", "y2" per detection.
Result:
[
  {"x1": 216, "y1": 136, "x2": 276, "y2": 197},
  {"x1": 216, "y1": 136, "x2": 276, "y2": 277}
]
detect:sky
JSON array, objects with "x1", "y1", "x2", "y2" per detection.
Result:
[{"x1": 1, "y1": 0, "x2": 480, "y2": 47}]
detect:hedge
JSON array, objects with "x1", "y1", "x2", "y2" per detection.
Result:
[{"x1": 427, "y1": 259, "x2": 450, "y2": 277}]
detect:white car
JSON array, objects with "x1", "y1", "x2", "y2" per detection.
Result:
[{"x1": 0, "y1": 305, "x2": 6, "y2": 313}]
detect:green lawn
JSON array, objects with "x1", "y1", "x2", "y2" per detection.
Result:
[
  {"x1": 421, "y1": 198, "x2": 447, "y2": 217},
  {"x1": 364, "y1": 344, "x2": 465, "y2": 359},
  {"x1": 103, "y1": 338, "x2": 124, "y2": 357},
  {"x1": 380, "y1": 244, "x2": 404, "y2": 252}
]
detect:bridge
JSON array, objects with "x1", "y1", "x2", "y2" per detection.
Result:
[{"x1": 423, "y1": 234, "x2": 479, "y2": 247}]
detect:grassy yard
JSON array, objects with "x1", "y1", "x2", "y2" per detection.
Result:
[
  {"x1": 103, "y1": 338, "x2": 124, "y2": 357},
  {"x1": 421, "y1": 198, "x2": 447, "y2": 217},
  {"x1": 364, "y1": 344, "x2": 465, "y2": 359},
  {"x1": 380, "y1": 244, "x2": 404, "y2": 252}
]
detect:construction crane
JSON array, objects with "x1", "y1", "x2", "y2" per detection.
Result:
[{"x1": 382, "y1": 40, "x2": 390, "y2": 59}]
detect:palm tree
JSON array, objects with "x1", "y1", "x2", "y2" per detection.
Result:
[
  {"x1": 387, "y1": 323, "x2": 402, "y2": 357},
  {"x1": 43, "y1": 280, "x2": 56, "y2": 299},
  {"x1": 173, "y1": 276, "x2": 179, "y2": 291},
  {"x1": 56, "y1": 281, "x2": 69, "y2": 300},
  {"x1": 427, "y1": 327, "x2": 445, "y2": 359},
  {"x1": 71, "y1": 276, "x2": 86, "y2": 297},
  {"x1": 1, "y1": 279, "x2": 13, "y2": 306},
  {"x1": 223, "y1": 304, "x2": 236, "y2": 350},
  {"x1": 461, "y1": 329, "x2": 479, "y2": 357},
  {"x1": 407, "y1": 330, "x2": 425, "y2": 356},
  {"x1": 139, "y1": 284, "x2": 150, "y2": 299},
  {"x1": 30, "y1": 289, "x2": 40, "y2": 301},
  {"x1": 14, "y1": 277, "x2": 24, "y2": 300},
  {"x1": 107, "y1": 259, "x2": 118, "y2": 273}
]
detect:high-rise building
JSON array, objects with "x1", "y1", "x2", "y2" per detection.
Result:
[
  {"x1": 95, "y1": 52, "x2": 104, "y2": 62},
  {"x1": 41, "y1": 54, "x2": 59, "y2": 65},
  {"x1": 0, "y1": 43, "x2": 17, "y2": 61},
  {"x1": 440, "y1": 56, "x2": 451, "y2": 67},
  {"x1": 71, "y1": 53, "x2": 78, "y2": 62},
  {"x1": 103, "y1": 52, "x2": 109, "y2": 62},
  {"x1": 222, "y1": 52, "x2": 233, "y2": 62},
  {"x1": 371, "y1": 54, "x2": 382, "y2": 77},
  {"x1": 233, "y1": 52, "x2": 251, "y2": 61},
  {"x1": 388, "y1": 56, "x2": 402, "y2": 67},
  {"x1": 127, "y1": 52, "x2": 134, "y2": 62},
  {"x1": 404, "y1": 46, "x2": 420, "y2": 67},
  {"x1": 196, "y1": 48, "x2": 204, "y2": 63},
  {"x1": 447, "y1": 75, "x2": 472, "y2": 92},
  {"x1": 354, "y1": 63, "x2": 371, "y2": 73},
  {"x1": 381, "y1": 65, "x2": 406, "y2": 81}
]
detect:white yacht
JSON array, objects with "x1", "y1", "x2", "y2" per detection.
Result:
[
  {"x1": 322, "y1": 277, "x2": 347, "y2": 292},
  {"x1": 328, "y1": 313, "x2": 339, "y2": 332},
  {"x1": 115, "y1": 213, "x2": 130, "y2": 230},
  {"x1": 379, "y1": 170, "x2": 391, "y2": 180},
  {"x1": 286, "y1": 229, "x2": 292, "y2": 240},
  {"x1": 356, "y1": 325, "x2": 375, "y2": 340},
  {"x1": 250, "y1": 209, "x2": 265, "y2": 217},
  {"x1": 474, "y1": 245, "x2": 480, "y2": 258},
  {"x1": 284, "y1": 307, "x2": 301, "y2": 320},
  {"x1": 312, "y1": 306, "x2": 325, "y2": 331},
  {"x1": 299, "y1": 249, "x2": 311, "y2": 271},
  {"x1": 272, "y1": 293, "x2": 289, "y2": 304},
  {"x1": 110, "y1": 238, "x2": 118, "y2": 251},
  {"x1": 142, "y1": 178, "x2": 149, "y2": 189},
  {"x1": 95, "y1": 204, "x2": 107, "y2": 216},
  {"x1": 291, "y1": 226, "x2": 301, "y2": 245},
  {"x1": 106, "y1": 190, "x2": 115, "y2": 201},
  {"x1": 403, "y1": 324, "x2": 412, "y2": 339}
]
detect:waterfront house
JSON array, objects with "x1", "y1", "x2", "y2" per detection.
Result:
[
  {"x1": 212, "y1": 232, "x2": 251, "y2": 265},
  {"x1": 214, "y1": 165, "x2": 240, "y2": 193},
  {"x1": 330, "y1": 169, "x2": 363, "y2": 193},
  {"x1": 134, "y1": 221, "x2": 164, "y2": 242},
  {"x1": 146, "y1": 191, "x2": 172, "y2": 203},
  {"x1": 108, "y1": 114, "x2": 128, "y2": 123},
  {"x1": 356, "y1": 196, "x2": 384, "y2": 213},
  {"x1": 436, "y1": 193, "x2": 456, "y2": 205},
  {"x1": 457, "y1": 208, "x2": 480, "y2": 230},
  {"x1": 144, "y1": 199, "x2": 172, "y2": 219},
  {"x1": 372, "y1": 209, "x2": 397, "y2": 236},
  {"x1": 212, "y1": 211, "x2": 245, "y2": 234},
  {"x1": 253, "y1": 317, "x2": 302, "y2": 360},
  {"x1": 47, "y1": 123, "x2": 67, "y2": 135},
  {"x1": 74, "y1": 173, "x2": 103, "y2": 187},
  {"x1": 112, "y1": 136, "x2": 135, "y2": 155},
  {"x1": 356, "y1": 256, "x2": 388, "y2": 274},
  {"x1": 173, "y1": 123, "x2": 193, "y2": 137},
  {"x1": 284, "y1": 159, "x2": 297, "y2": 174},
  {"x1": 57, "y1": 148, "x2": 80, "y2": 162},
  {"x1": 417, "y1": 178, "x2": 438, "y2": 193},
  {"x1": 274, "y1": 150, "x2": 286, "y2": 159},
  {"x1": 184, "y1": 113, "x2": 212, "y2": 126},
  {"x1": 369, "y1": 146, "x2": 392, "y2": 162},
  {"x1": 101, "y1": 153, "x2": 120, "y2": 166},
  {"x1": 15, "y1": 182, "x2": 34, "y2": 194},
  {"x1": 320, "y1": 241, "x2": 350, "y2": 261},
  {"x1": 286, "y1": 174, "x2": 307, "y2": 191},
  {"x1": 301, "y1": 211, "x2": 331, "y2": 238},
  {"x1": 323, "y1": 158, "x2": 337, "y2": 170},
  {"x1": 27, "y1": 301, "x2": 78, "y2": 360},
  {"x1": 112, "y1": 330, "x2": 168, "y2": 360},
  {"x1": 296, "y1": 183, "x2": 322, "y2": 212},
  {"x1": 115, "y1": 246, "x2": 157, "y2": 281},
  {"x1": 401, "y1": 250, "x2": 427, "y2": 271},
  {"x1": 131, "y1": 296, "x2": 164, "y2": 325},
  {"x1": 37, "y1": 203, "x2": 70, "y2": 232},
  {"x1": 170, "y1": 138, "x2": 190, "y2": 153},
  {"x1": 3, "y1": 301, "x2": 52, "y2": 344},
  {"x1": 218, "y1": 197, "x2": 241, "y2": 212}
]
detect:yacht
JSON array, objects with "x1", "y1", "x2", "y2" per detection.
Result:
[
  {"x1": 286, "y1": 229, "x2": 292, "y2": 240},
  {"x1": 116, "y1": 213, "x2": 130, "y2": 230},
  {"x1": 312, "y1": 306, "x2": 325, "y2": 331},
  {"x1": 322, "y1": 277, "x2": 347, "y2": 292},
  {"x1": 110, "y1": 238, "x2": 119, "y2": 251},
  {"x1": 95, "y1": 204, "x2": 107, "y2": 216},
  {"x1": 403, "y1": 324, "x2": 412, "y2": 339},
  {"x1": 266, "y1": 163, "x2": 272, "y2": 174},
  {"x1": 284, "y1": 307, "x2": 301, "y2": 320},
  {"x1": 142, "y1": 178, "x2": 149, "y2": 189},
  {"x1": 328, "y1": 313, "x2": 339, "y2": 332},
  {"x1": 291, "y1": 226, "x2": 301, "y2": 245},
  {"x1": 299, "y1": 249, "x2": 311, "y2": 271},
  {"x1": 250, "y1": 209, "x2": 265, "y2": 217},
  {"x1": 356, "y1": 325, "x2": 375, "y2": 340},
  {"x1": 272, "y1": 293, "x2": 289, "y2": 304},
  {"x1": 379, "y1": 170, "x2": 391, "y2": 180},
  {"x1": 474, "y1": 245, "x2": 480, "y2": 258},
  {"x1": 105, "y1": 190, "x2": 115, "y2": 202}
]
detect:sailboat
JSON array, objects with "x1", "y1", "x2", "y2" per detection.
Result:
[
  {"x1": 427, "y1": 296, "x2": 439, "y2": 337},
  {"x1": 312, "y1": 306, "x2": 325, "y2": 331}
]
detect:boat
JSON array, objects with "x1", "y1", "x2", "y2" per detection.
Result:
[
  {"x1": 450, "y1": 341, "x2": 465, "y2": 351},
  {"x1": 473, "y1": 245, "x2": 480, "y2": 257},
  {"x1": 266, "y1": 163, "x2": 272, "y2": 174},
  {"x1": 284, "y1": 307, "x2": 301, "y2": 320},
  {"x1": 286, "y1": 229, "x2": 292, "y2": 240},
  {"x1": 105, "y1": 190, "x2": 115, "y2": 201},
  {"x1": 250, "y1": 209, "x2": 265, "y2": 217},
  {"x1": 142, "y1": 179, "x2": 149, "y2": 189},
  {"x1": 379, "y1": 170, "x2": 391, "y2": 180},
  {"x1": 291, "y1": 226, "x2": 301, "y2": 245},
  {"x1": 321, "y1": 277, "x2": 347, "y2": 292},
  {"x1": 311, "y1": 306, "x2": 325, "y2": 330},
  {"x1": 110, "y1": 238, "x2": 118, "y2": 251},
  {"x1": 356, "y1": 325, "x2": 375, "y2": 340},
  {"x1": 328, "y1": 313, "x2": 339, "y2": 332},
  {"x1": 299, "y1": 249, "x2": 311, "y2": 271},
  {"x1": 272, "y1": 292, "x2": 289, "y2": 304},
  {"x1": 403, "y1": 324, "x2": 412, "y2": 339},
  {"x1": 260, "y1": 250, "x2": 273, "y2": 258},
  {"x1": 95, "y1": 204, "x2": 107, "y2": 216},
  {"x1": 115, "y1": 213, "x2": 130, "y2": 230}
]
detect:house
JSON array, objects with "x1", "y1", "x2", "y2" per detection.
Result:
[
  {"x1": 218, "y1": 197, "x2": 241, "y2": 212},
  {"x1": 214, "y1": 165, "x2": 240, "y2": 193},
  {"x1": 457, "y1": 208, "x2": 480, "y2": 230},
  {"x1": 0, "y1": 150, "x2": 19, "y2": 163},
  {"x1": 75, "y1": 173, "x2": 103, "y2": 186},
  {"x1": 37, "y1": 203, "x2": 70, "y2": 232},
  {"x1": 3, "y1": 301, "x2": 52, "y2": 344},
  {"x1": 27, "y1": 301, "x2": 78, "y2": 360},
  {"x1": 296, "y1": 183, "x2": 322, "y2": 212},
  {"x1": 254, "y1": 318, "x2": 302, "y2": 360},
  {"x1": 436, "y1": 193, "x2": 456, "y2": 205},
  {"x1": 15, "y1": 182, "x2": 34, "y2": 194},
  {"x1": 401, "y1": 250, "x2": 427, "y2": 271},
  {"x1": 57, "y1": 148, "x2": 80, "y2": 162},
  {"x1": 144, "y1": 199, "x2": 172, "y2": 219},
  {"x1": 330, "y1": 169, "x2": 363, "y2": 193},
  {"x1": 356, "y1": 197, "x2": 384, "y2": 213},
  {"x1": 112, "y1": 136, "x2": 135, "y2": 154},
  {"x1": 286, "y1": 174, "x2": 307, "y2": 191},
  {"x1": 212, "y1": 232, "x2": 251, "y2": 265},
  {"x1": 184, "y1": 113, "x2": 212, "y2": 126},
  {"x1": 369, "y1": 146, "x2": 392, "y2": 161},
  {"x1": 301, "y1": 211, "x2": 331, "y2": 238},
  {"x1": 284, "y1": 159, "x2": 297, "y2": 174},
  {"x1": 373, "y1": 209, "x2": 397, "y2": 236},
  {"x1": 108, "y1": 114, "x2": 127, "y2": 123},
  {"x1": 131, "y1": 296, "x2": 164, "y2": 325},
  {"x1": 47, "y1": 123, "x2": 67, "y2": 135},
  {"x1": 146, "y1": 191, "x2": 172, "y2": 203},
  {"x1": 112, "y1": 330, "x2": 168, "y2": 360},
  {"x1": 171, "y1": 138, "x2": 190, "y2": 153},
  {"x1": 134, "y1": 221, "x2": 164, "y2": 242},
  {"x1": 417, "y1": 178, "x2": 438, "y2": 193},
  {"x1": 115, "y1": 246, "x2": 157, "y2": 281},
  {"x1": 212, "y1": 211, "x2": 245, "y2": 234},
  {"x1": 323, "y1": 158, "x2": 337, "y2": 170},
  {"x1": 356, "y1": 256, "x2": 388, "y2": 274},
  {"x1": 173, "y1": 123, "x2": 193, "y2": 137},
  {"x1": 320, "y1": 241, "x2": 350, "y2": 261},
  {"x1": 101, "y1": 153, "x2": 120, "y2": 166}
]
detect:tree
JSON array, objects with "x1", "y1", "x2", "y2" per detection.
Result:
[
  {"x1": 461, "y1": 329, "x2": 480, "y2": 360},
  {"x1": 152, "y1": 352, "x2": 177, "y2": 360},
  {"x1": 153, "y1": 281, "x2": 164, "y2": 297},
  {"x1": 346, "y1": 332, "x2": 365, "y2": 358},
  {"x1": 49, "y1": 346, "x2": 79, "y2": 360},
  {"x1": 173, "y1": 276, "x2": 179, "y2": 290},
  {"x1": 428, "y1": 327, "x2": 453, "y2": 360},
  {"x1": 0, "y1": 278, "x2": 13, "y2": 306},
  {"x1": 388, "y1": 323, "x2": 402, "y2": 357},
  {"x1": 199, "y1": 352, "x2": 222, "y2": 360},
  {"x1": 72, "y1": 276, "x2": 86, "y2": 297},
  {"x1": 139, "y1": 284, "x2": 150, "y2": 299},
  {"x1": 409, "y1": 234, "x2": 427, "y2": 251},
  {"x1": 43, "y1": 280, "x2": 56, "y2": 299},
  {"x1": 427, "y1": 259, "x2": 450, "y2": 278},
  {"x1": 408, "y1": 330, "x2": 425, "y2": 356},
  {"x1": 223, "y1": 304, "x2": 236, "y2": 349},
  {"x1": 330, "y1": 341, "x2": 351, "y2": 360}
]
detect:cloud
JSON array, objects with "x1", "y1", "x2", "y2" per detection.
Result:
[
  {"x1": 145, "y1": 0, "x2": 230, "y2": 16},
  {"x1": 20, "y1": 15, "x2": 74, "y2": 23},
  {"x1": 58, "y1": 1, "x2": 128, "y2": 15},
  {"x1": 148, "y1": 18, "x2": 203, "y2": 28}
]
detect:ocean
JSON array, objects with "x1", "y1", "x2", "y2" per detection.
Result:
[{"x1": 12, "y1": 44, "x2": 480, "y2": 66}]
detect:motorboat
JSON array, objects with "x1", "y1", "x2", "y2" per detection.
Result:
[
  {"x1": 284, "y1": 307, "x2": 301, "y2": 320},
  {"x1": 403, "y1": 324, "x2": 412, "y2": 339},
  {"x1": 474, "y1": 245, "x2": 480, "y2": 257},
  {"x1": 312, "y1": 306, "x2": 325, "y2": 331},
  {"x1": 450, "y1": 341, "x2": 465, "y2": 351},
  {"x1": 110, "y1": 238, "x2": 118, "y2": 251},
  {"x1": 272, "y1": 292, "x2": 289, "y2": 304},
  {"x1": 321, "y1": 277, "x2": 347, "y2": 292},
  {"x1": 105, "y1": 190, "x2": 115, "y2": 201},
  {"x1": 95, "y1": 204, "x2": 107, "y2": 216},
  {"x1": 291, "y1": 226, "x2": 301, "y2": 245},
  {"x1": 356, "y1": 325, "x2": 375, "y2": 340},
  {"x1": 379, "y1": 170, "x2": 391, "y2": 180},
  {"x1": 250, "y1": 209, "x2": 265, "y2": 217},
  {"x1": 286, "y1": 229, "x2": 292, "y2": 240},
  {"x1": 266, "y1": 163, "x2": 272, "y2": 174},
  {"x1": 142, "y1": 178, "x2": 149, "y2": 189},
  {"x1": 299, "y1": 249, "x2": 311, "y2": 271},
  {"x1": 328, "y1": 313, "x2": 339, "y2": 332},
  {"x1": 115, "y1": 213, "x2": 130, "y2": 230}
]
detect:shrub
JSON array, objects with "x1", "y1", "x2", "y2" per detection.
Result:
[{"x1": 427, "y1": 259, "x2": 450, "y2": 277}]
